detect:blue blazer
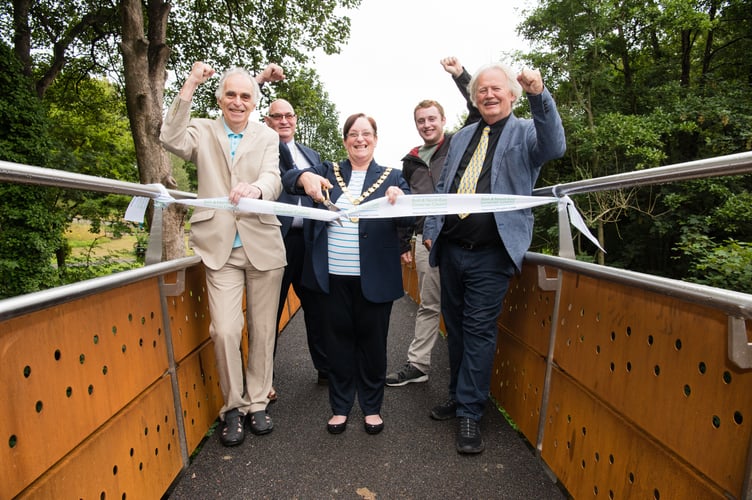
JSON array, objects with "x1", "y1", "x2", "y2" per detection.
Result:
[
  {"x1": 424, "y1": 88, "x2": 566, "y2": 272},
  {"x1": 276, "y1": 141, "x2": 322, "y2": 238},
  {"x1": 282, "y1": 159, "x2": 413, "y2": 303}
]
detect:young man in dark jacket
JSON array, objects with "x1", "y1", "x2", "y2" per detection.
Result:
[{"x1": 387, "y1": 57, "x2": 479, "y2": 387}]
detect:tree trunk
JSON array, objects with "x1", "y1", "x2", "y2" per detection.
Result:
[{"x1": 120, "y1": 0, "x2": 187, "y2": 261}]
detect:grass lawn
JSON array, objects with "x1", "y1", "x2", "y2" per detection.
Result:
[{"x1": 66, "y1": 221, "x2": 140, "y2": 261}]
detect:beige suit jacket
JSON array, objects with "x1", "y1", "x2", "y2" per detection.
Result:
[{"x1": 160, "y1": 98, "x2": 286, "y2": 271}]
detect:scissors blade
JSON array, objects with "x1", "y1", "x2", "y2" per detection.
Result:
[{"x1": 323, "y1": 188, "x2": 343, "y2": 226}]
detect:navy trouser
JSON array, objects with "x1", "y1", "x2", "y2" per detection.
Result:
[
  {"x1": 275, "y1": 228, "x2": 329, "y2": 375},
  {"x1": 438, "y1": 240, "x2": 516, "y2": 421},
  {"x1": 323, "y1": 274, "x2": 392, "y2": 417}
]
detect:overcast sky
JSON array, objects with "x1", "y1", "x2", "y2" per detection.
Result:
[{"x1": 311, "y1": 0, "x2": 532, "y2": 168}]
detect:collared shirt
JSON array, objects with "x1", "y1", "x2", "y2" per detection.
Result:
[
  {"x1": 223, "y1": 119, "x2": 246, "y2": 248},
  {"x1": 442, "y1": 116, "x2": 509, "y2": 247}
]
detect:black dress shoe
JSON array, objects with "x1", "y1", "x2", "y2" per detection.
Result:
[
  {"x1": 364, "y1": 420, "x2": 384, "y2": 435},
  {"x1": 219, "y1": 408, "x2": 245, "y2": 447},
  {"x1": 456, "y1": 417, "x2": 484, "y2": 454},
  {"x1": 326, "y1": 417, "x2": 347, "y2": 434}
]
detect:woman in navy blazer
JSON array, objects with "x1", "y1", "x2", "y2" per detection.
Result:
[{"x1": 282, "y1": 113, "x2": 412, "y2": 435}]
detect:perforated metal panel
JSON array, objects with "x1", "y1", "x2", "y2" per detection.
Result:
[
  {"x1": 1, "y1": 279, "x2": 167, "y2": 499},
  {"x1": 494, "y1": 263, "x2": 752, "y2": 499},
  {"x1": 16, "y1": 377, "x2": 182, "y2": 499}
]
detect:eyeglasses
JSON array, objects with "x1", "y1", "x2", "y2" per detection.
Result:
[
  {"x1": 268, "y1": 113, "x2": 296, "y2": 121},
  {"x1": 346, "y1": 131, "x2": 374, "y2": 139}
]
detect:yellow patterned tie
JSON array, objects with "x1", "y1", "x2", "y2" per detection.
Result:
[{"x1": 457, "y1": 126, "x2": 490, "y2": 218}]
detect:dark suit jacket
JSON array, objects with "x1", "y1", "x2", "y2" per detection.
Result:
[
  {"x1": 277, "y1": 141, "x2": 322, "y2": 238},
  {"x1": 424, "y1": 88, "x2": 566, "y2": 272},
  {"x1": 282, "y1": 159, "x2": 413, "y2": 303}
]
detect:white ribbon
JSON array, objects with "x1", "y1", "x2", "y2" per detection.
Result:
[{"x1": 125, "y1": 186, "x2": 604, "y2": 252}]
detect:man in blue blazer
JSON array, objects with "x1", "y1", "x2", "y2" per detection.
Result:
[
  {"x1": 423, "y1": 63, "x2": 566, "y2": 454},
  {"x1": 265, "y1": 99, "x2": 329, "y2": 391}
]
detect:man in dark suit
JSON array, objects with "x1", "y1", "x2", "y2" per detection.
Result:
[
  {"x1": 423, "y1": 63, "x2": 566, "y2": 454},
  {"x1": 264, "y1": 99, "x2": 329, "y2": 391}
]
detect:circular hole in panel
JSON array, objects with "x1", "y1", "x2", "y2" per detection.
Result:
[
  {"x1": 609, "y1": 362, "x2": 615, "y2": 372},
  {"x1": 609, "y1": 490, "x2": 614, "y2": 499},
  {"x1": 647, "y1": 335, "x2": 654, "y2": 346},
  {"x1": 567, "y1": 441, "x2": 571, "y2": 449},
  {"x1": 626, "y1": 326, "x2": 632, "y2": 337},
  {"x1": 153, "y1": 340, "x2": 157, "y2": 348},
  {"x1": 582, "y1": 426, "x2": 587, "y2": 436},
  {"x1": 683, "y1": 385, "x2": 691, "y2": 397},
  {"x1": 712, "y1": 415, "x2": 721, "y2": 428},
  {"x1": 122, "y1": 344, "x2": 127, "y2": 353},
  {"x1": 594, "y1": 486, "x2": 598, "y2": 495},
  {"x1": 628, "y1": 472, "x2": 635, "y2": 484},
  {"x1": 580, "y1": 308, "x2": 585, "y2": 317},
  {"x1": 139, "y1": 462, "x2": 143, "y2": 471},
  {"x1": 23, "y1": 366, "x2": 31, "y2": 378},
  {"x1": 113, "y1": 465, "x2": 118, "y2": 475},
  {"x1": 157, "y1": 424, "x2": 161, "y2": 433},
  {"x1": 112, "y1": 326, "x2": 117, "y2": 335},
  {"x1": 595, "y1": 452, "x2": 600, "y2": 462},
  {"x1": 122, "y1": 493, "x2": 126, "y2": 500},
  {"x1": 66, "y1": 387, "x2": 73, "y2": 397},
  {"x1": 581, "y1": 459, "x2": 586, "y2": 469},
  {"x1": 154, "y1": 447, "x2": 159, "y2": 456},
  {"x1": 102, "y1": 366, "x2": 108, "y2": 375},
  {"x1": 79, "y1": 353, "x2": 86, "y2": 364},
  {"x1": 35, "y1": 401, "x2": 43, "y2": 413},
  {"x1": 128, "y1": 313, "x2": 133, "y2": 322},
  {"x1": 596, "y1": 312, "x2": 600, "y2": 322},
  {"x1": 130, "y1": 447, "x2": 134, "y2": 457},
  {"x1": 626, "y1": 362, "x2": 632, "y2": 372},
  {"x1": 654, "y1": 489, "x2": 660, "y2": 499},
  {"x1": 99, "y1": 492, "x2": 105, "y2": 500},
  {"x1": 610, "y1": 331, "x2": 616, "y2": 342},
  {"x1": 144, "y1": 427, "x2": 149, "y2": 436},
  {"x1": 723, "y1": 371, "x2": 732, "y2": 384},
  {"x1": 596, "y1": 345, "x2": 601, "y2": 354},
  {"x1": 139, "y1": 338, "x2": 144, "y2": 347},
  {"x1": 93, "y1": 335, "x2": 99, "y2": 345},
  {"x1": 141, "y1": 316, "x2": 146, "y2": 325},
  {"x1": 734, "y1": 411, "x2": 743, "y2": 425},
  {"x1": 609, "y1": 454, "x2": 614, "y2": 464},
  {"x1": 54, "y1": 350, "x2": 61, "y2": 361},
  {"x1": 654, "y1": 365, "x2": 660, "y2": 376},
  {"x1": 88, "y1": 385, "x2": 94, "y2": 395},
  {"x1": 675, "y1": 339, "x2": 682, "y2": 350},
  {"x1": 567, "y1": 414, "x2": 572, "y2": 423},
  {"x1": 698, "y1": 362, "x2": 707, "y2": 374},
  {"x1": 9, "y1": 435, "x2": 18, "y2": 448}
]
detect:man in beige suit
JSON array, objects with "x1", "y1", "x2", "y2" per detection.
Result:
[{"x1": 160, "y1": 61, "x2": 286, "y2": 446}]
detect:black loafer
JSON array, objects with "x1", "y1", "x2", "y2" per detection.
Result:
[
  {"x1": 364, "y1": 420, "x2": 384, "y2": 435},
  {"x1": 326, "y1": 417, "x2": 347, "y2": 434},
  {"x1": 219, "y1": 408, "x2": 245, "y2": 447}
]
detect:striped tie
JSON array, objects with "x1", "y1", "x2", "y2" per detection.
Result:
[{"x1": 457, "y1": 126, "x2": 490, "y2": 218}]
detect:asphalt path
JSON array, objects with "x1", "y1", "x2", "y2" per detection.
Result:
[{"x1": 166, "y1": 294, "x2": 568, "y2": 499}]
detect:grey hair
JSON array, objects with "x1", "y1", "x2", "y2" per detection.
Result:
[
  {"x1": 215, "y1": 67, "x2": 260, "y2": 103},
  {"x1": 467, "y1": 63, "x2": 522, "y2": 107}
]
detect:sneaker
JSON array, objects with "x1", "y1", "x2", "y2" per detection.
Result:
[
  {"x1": 385, "y1": 363, "x2": 428, "y2": 387},
  {"x1": 430, "y1": 398, "x2": 457, "y2": 420},
  {"x1": 456, "y1": 417, "x2": 484, "y2": 454}
]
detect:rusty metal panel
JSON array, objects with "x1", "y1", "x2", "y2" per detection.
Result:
[
  {"x1": 16, "y1": 376, "x2": 183, "y2": 500},
  {"x1": 499, "y1": 266, "x2": 556, "y2": 358},
  {"x1": 177, "y1": 342, "x2": 223, "y2": 453},
  {"x1": 541, "y1": 367, "x2": 726, "y2": 499},
  {"x1": 166, "y1": 266, "x2": 211, "y2": 362},
  {"x1": 552, "y1": 271, "x2": 752, "y2": 497},
  {"x1": 0, "y1": 279, "x2": 168, "y2": 500},
  {"x1": 491, "y1": 330, "x2": 548, "y2": 444}
]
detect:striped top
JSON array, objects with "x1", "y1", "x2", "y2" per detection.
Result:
[{"x1": 327, "y1": 170, "x2": 366, "y2": 276}]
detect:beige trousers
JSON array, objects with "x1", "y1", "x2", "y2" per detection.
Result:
[
  {"x1": 205, "y1": 247, "x2": 284, "y2": 417},
  {"x1": 407, "y1": 234, "x2": 442, "y2": 373}
]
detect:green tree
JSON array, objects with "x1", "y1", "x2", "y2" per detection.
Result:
[{"x1": 0, "y1": 43, "x2": 66, "y2": 298}]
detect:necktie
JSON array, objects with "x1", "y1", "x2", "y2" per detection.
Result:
[{"x1": 457, "y1": 126, "x2": 490, "y2": 218}]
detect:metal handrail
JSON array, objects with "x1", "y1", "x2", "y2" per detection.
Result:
[
  {"x1": 0, "y1": 160, "x2": 196, "y2": 200},
  {"x1": 533, "y1": 151, "x2": 752, "y2": 197},
  {"x1": 0, "y1": 256, "x2": 202, "y2": 322}
]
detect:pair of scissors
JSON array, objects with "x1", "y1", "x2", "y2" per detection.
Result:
[{"x1": 322, "y1": 188, "x2": 343, "y2": 227}]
